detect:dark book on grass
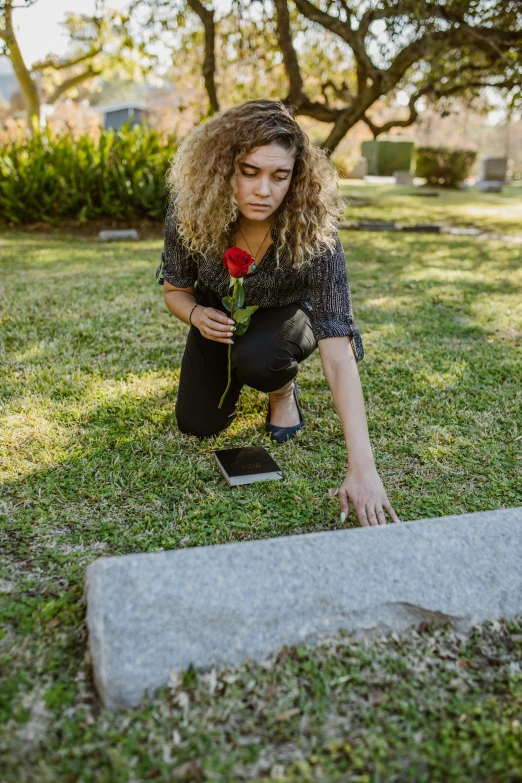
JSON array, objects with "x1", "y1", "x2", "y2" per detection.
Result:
[{"x1": 214, "y1": 446, "x2": 282, "y2": 487}]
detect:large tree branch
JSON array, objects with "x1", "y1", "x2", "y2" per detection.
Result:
[
  {"x1": 362, "y1": 86, "x2": 430, "y2": 137},
  {"x1": 291, "y1": 0, "x2": 380, "y2": 83},
  {"x1": 46, "y1": 66, "x2": 101, "y2": 104},
  {"x1": 358, "y1": 6, "x2": 388, "y2": 39},
  {"x1": 273, "y1": 0, "x2": 304, "y2": 101},
  {"x1": 292, "y1": 0, "x2": 351, "y2": 43},
  {"x1": 294, "y1": 0, "x2": 522, "y2": 95},
  {"x1": 1, "y1": 0, "x2": 39, "y2": 9},
  {"x1": 362, "y1": 72, "x2": 521, "y2": 139},
  {"x1": 430, "y1": 76, "x2": 522, "y2": 99},
  {"x1": 321, "y1": 78, "x2": 353, "y2": 105},
  {"x1": 273, "y1": 0, "x2": 344, "y2": 122},
  {"x1": 31, "y1": 46, "x2": 103, "y2": 72},
  {"x1": 279, "y1": 0, "x2": 521, "y2": 151},
  {"x1": 272, "y1": 0, "x2": 399, "y2": 148},
  {"x1": 186, "y1": 0, "x2": 219, "y2": 113},
  {"x1": 385, "y1": 23, "x2": 522, "y2": 92}
]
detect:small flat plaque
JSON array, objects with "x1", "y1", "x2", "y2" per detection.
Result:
[{"x1": 98, "y1": 230, "x2": 139, "y2": 241}]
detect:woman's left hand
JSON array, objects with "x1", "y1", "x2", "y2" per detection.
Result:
[{"x1": 338, "y1": 464, "x2": 401, "y2": 527}]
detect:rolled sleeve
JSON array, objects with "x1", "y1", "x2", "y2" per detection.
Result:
[
  {"x1": 307, "y1": 236, "x2": 364, "y2": 362},
  {"x1": 156, "y1": 199, "x2": 198, "y2": 288}
]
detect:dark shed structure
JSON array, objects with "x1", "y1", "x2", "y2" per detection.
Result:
[{"x1": 98, "y1": 102, "x2": 148, "y2": 130}]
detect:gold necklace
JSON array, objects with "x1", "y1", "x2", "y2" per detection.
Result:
[{"x1": 238, "y1": 223, "x2": 273, "y2": 271}]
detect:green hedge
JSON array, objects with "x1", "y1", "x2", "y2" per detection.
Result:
[
  {"x1": 415, "y1": 146, "x2": 477, "y2": 188},
  {"x1": 0, "y1": 125, "x2": 178, "y2": 224}
]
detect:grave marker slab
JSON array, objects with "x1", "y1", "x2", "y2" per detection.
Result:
[
  {"x1": 98, "y1": 230, "x2": 139, "y2": 241},
  {"x1": 347, "y1": 156, "x2": 368, "y2": 179},
  {"x1": 85, "y1": 507, "x2": 522, "y2": 709},
  {"x1": 393, "y1": 170, "x2": 414, "y2": 185},
  {"x1": 476, "y1": 156, "x2": 508, "y2": 193},
  {"x1": 479, "y1": 157, "x2": 508, "y2": 182}
]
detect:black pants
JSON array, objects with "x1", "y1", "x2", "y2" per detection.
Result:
[{"x1": 176, "y1": 281, "x2": 317, "y2": 437}]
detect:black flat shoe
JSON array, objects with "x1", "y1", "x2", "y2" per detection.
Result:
[{"x1": 265, "y1": 380, "x2": 304, "y2": 444}]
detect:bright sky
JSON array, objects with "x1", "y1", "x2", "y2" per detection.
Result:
[{"x1": 12, "y1": 0, "x2": 128, "y2": 66}]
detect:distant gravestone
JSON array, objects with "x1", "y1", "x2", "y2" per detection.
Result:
[
  {"x1": 85, "y1": 507, "x2": 522, "y2": 710},
  {"x1": 394, "y1": 170, "x2": 414, "y2": 185},
  {"x1": 358, "y1": 220, "x2": 397, "y2": 231},
  {"x1": 98, "y1": 230, "x2": 139, "y2": 242},
  {"x1": 347, "y1": 157, "x2": 368, "y2": 179},
  {"x1": 361, "y1": 139, "x2": 414, "y2": 176},
  {"x1": 477, "y1": 181, "x2": 504, "y2": 193},
  {"x1": 477, "y1": 157, "x2": 508, "y2": 193},
  {"x1": 400, "y1": 223, "x2": 442, "y2": 233}
]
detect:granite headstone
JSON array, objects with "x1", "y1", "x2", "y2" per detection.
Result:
[{"x1": 85, "y1": 507, "x2": 522, "y2": 709}]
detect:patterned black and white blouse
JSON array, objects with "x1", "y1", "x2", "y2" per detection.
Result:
[{"x1": 156, "y1": 200, "x2": 364, "y2": 362}]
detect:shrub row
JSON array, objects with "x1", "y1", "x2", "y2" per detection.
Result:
[
  {"x1": 0, "y1": 125, "x2": 178, "y2": 224},
  {"x1": 415, "y1": 146, "x2": 477, "y2": 187}
]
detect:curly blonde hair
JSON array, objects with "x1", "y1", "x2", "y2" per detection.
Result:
[{"x1": 167, "y1": 99, "x2": 344, "y2": 269}]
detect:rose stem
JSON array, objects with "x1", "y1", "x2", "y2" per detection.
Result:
[
  {"x1": 218, "y1": 278, "x2": 239, "y2": 409},
  {"x1": 218, "y1": 344, "x2": 232, "y2": 409}
]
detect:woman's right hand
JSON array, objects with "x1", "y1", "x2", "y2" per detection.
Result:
[{"x1": 192, "y1": 306, "x2": 236, "y2": 344}]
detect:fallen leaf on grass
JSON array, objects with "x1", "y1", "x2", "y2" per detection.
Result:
[
  {"x1": 264, "y1": 681, "x2": 278, "y2": 700},
  {"x1": 449, "y1": 677, "x2": 469, "y2": 692},
  {"x1": 172, "y1": 761, "x2": 205, "y2": 781},
  {"x1": 323, "y1": 739, "x2": 352, "y2": 756},
  {"x1": 276, "y1": 708, "x2": 300, "y2": 722},
  {"x1": 367, "y1": 687, "x2": 386, "y2": 706}
]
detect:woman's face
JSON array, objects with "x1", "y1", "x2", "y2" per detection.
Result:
[{"x1": 235, "y1": 143, "x2": 296, "y2": 222}]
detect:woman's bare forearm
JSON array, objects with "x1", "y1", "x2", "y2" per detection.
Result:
[
  {"x1": 318, "y1": 337, "x2": 375, "y2": 469},
  {"x1": 162, "y1": 282, "x2": 235, "y2": 344},
  {"x1": 163, "y1": 286, "x2": 198, "y2": 326}
]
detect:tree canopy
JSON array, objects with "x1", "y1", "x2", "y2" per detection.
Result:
[
  {"x1": 2, "y1": 0, "x2": 521, "y2": 147},
  {"x1": 141, "y1": 0, "x2": 522, "y2": 150}
]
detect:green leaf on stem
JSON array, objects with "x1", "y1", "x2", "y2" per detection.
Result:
[
  {"x1": 222, "y1": 296, "x2": 233, "y2": 312},
  {"x1": 233, "y1": 305, "x2": 259, "y2": 324}
]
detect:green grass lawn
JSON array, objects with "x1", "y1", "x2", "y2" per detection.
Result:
[
  {"x1": 339, "y1": 181, "x2": 522, "y2": 235},
  {"x1": 1, "y1": 188, "x2": 521, "y2": 781}
]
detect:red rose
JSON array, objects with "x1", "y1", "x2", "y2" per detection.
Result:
[{"x1": 223, "y1": 246, "x2": 255, "y2": 278}]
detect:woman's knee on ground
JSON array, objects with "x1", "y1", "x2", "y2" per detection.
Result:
[
  {"x1": 233, "y1": 342, "x2": 297, "y2": 393},
  {"x1": 175, "y1": 402, "x2": 236, "y2": 438}
]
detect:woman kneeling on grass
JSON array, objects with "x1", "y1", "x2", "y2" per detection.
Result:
[{"x1": 157, "y1": 98, "x2": 400, "y2": 528}]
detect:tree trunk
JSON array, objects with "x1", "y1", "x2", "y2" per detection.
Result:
[
  {"x1": 1, "y1": 2, "x2": 41, "y2": 134},
  {"x1": 46, "y1": 67, "x2": 101, "y2": 105},
  {"x1": 187, "y1": 0, "x2": 219, "y2": 114}
]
